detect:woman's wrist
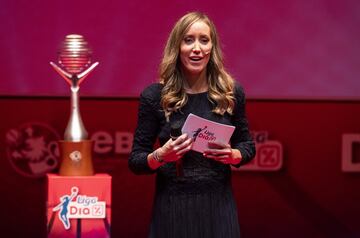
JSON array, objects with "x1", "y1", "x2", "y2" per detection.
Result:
[
  {"x1": 153, "y1": 148, "x2": 164, "y2": 163},
  {"x1": 147, "y1": 148, "x2": 165, "y2": 170}
]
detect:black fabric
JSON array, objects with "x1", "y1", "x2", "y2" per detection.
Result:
[{"x1": 129, "y1": 83, "x2": 256, "y2": 238}]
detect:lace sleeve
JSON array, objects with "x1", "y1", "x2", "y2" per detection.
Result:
[
  {"x1": 128, "y1": 84, "x2": 161, "y2": 174},
  {"x1": 230, "y1": 84, "x2": 256, "y2": 167}
]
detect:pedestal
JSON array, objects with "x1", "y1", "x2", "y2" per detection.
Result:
[{"x1": 47, "y1": 174, "x2": 111, "y2": 238}]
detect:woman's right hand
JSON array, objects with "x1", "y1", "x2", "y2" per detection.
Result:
[
  {"x1": 148, "y1": 133, "x2": 192, "y2": 170},
  {"x1": 157, "y1": 133, "x2": 193, "y2": 162}
]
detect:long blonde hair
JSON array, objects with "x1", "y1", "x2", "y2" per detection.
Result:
[{"x1": 159, "y1": 12, "x2": 235, "y2": 120}]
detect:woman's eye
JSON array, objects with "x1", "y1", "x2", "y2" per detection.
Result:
[
  {"x1": 184, "y1": 37, "x2": 194, "y2": 44},
  {"x1": 200, "y1": 38, "x2": 209, "y2": 44}
]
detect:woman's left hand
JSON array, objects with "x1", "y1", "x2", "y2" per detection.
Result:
[{"x1": 203, "y1": 141, "x2": 242, "y2": 165}]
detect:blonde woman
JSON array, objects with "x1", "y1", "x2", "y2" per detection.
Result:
[{"x1": 129, "y1": 12, "x2": 256, "y2": 238}]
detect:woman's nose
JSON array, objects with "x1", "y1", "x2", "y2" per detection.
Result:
[{"x1": 192, "y1": 43, "x2": 201, "y2": 53}]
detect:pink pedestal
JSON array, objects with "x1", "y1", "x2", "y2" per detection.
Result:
[{"x1": 47, "y1": 174, "x2": 111, "y2": 238}]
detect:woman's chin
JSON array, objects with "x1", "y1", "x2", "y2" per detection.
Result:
[{"x1": 185, "y1": 67, "x2": 206, "y2": 76}]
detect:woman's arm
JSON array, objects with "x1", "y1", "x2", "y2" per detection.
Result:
[
  {"x1": 203, "y1": 84, "x2": 256, "y2": 167},
  {"x1": 128, "y1": 85, "x2": 161, "y2": 174},
  {"x1": 229, "y1": 84, "x2": 256, "y2": 167}
]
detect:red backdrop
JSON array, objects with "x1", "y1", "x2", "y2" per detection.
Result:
[{"x1": 1, "y1": 97, "x2": 359, "y2": 237}]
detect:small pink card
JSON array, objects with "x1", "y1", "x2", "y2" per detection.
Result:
[{"x1": 181, "y1": 113, "x2": 235, "y2": 153}]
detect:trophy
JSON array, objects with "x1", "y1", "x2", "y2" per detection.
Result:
[{"x1": 50, "y1": 34, "x2": 99, "y2": 176}]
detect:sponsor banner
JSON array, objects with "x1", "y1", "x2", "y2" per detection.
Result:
[{"x1": 2, "y1": 97, "x2": 360, "y2": 238}]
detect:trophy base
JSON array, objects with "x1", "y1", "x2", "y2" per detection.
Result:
[{"x1": 58, "y1": 140, "x2": 94, "y2": 176}]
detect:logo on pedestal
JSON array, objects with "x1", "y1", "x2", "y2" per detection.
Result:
[{"x1": 53, "y1": 186, "x2": 106, "y2": 230}]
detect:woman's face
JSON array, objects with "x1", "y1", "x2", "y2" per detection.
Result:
[{"x1": 179, "y1": 20, "x2": 212, "y2": 77}]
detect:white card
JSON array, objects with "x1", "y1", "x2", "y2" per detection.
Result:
[{"x1": 181, "y1": 113, "x2": 235, "y2": 153}]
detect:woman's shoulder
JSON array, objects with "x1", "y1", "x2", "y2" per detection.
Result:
[
  {"x1": 233, "y1": 81, "x2": 245, "y2": 99},
  {"x1": 140, "y1": 82, "x2": 163, "y2": 100}
]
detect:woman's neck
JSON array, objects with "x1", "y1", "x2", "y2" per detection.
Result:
[{"x1": 183, "y1": 70, "x2": 208, "y2": 94}]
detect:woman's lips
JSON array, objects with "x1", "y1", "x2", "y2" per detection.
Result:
[{"x1": 189, "y1": 56, "x2": 203, "y2": 61}]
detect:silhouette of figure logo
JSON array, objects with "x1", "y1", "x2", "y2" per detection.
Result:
[
  {"x1": 5, "y1": 123, "x2": 60, "y2": 177},
  {"x1": 192, "y1": 126, "x2": 207, "y2": 142},
  {"x1": 53, "y1": 187, "x2": 79, "y2": 230}
]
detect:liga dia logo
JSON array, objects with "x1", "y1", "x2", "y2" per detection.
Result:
[
  {"x1": 5, "y1": 122, "x2": 60, "y2": 177},
  {"x1": 53, "y1": 187, "x2": 106, "y2": 230},
  {"x1": 192, "y1": 126, "x2": 216, "y2": 142}
]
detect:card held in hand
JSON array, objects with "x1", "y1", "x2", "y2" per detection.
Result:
[{"x1": 181, "y1": 113, "x2": 235, "y2": 153}]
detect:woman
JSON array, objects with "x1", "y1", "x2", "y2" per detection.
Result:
[{"x1": 129, "y1": 12, "x2": 256, "y2": 238}]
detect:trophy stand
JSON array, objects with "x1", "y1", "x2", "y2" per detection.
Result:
[
  {"x1": 50, "y1": 34, "x2": 99, "y2": 176},
  {"x1": 48, "y1": 36, "x2": 111, "y2": 237}
]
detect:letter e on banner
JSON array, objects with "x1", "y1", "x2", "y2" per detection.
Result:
[{"x1": 92, "y1": 131, "x2": 113, "y2": 153}]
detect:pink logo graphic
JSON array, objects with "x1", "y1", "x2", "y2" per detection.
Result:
[
  {"x1": 258, "y1": 144, "x2": 282, "y2": 168},
  {"x1": 5, "y1": 123, "x2": 60, "y2": 177},
  {"x1": 234, "y1": 131, "x2": 283, "y2": 172}
]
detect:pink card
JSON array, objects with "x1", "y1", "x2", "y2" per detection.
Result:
[{"x1": 181, "y1": 113, "x2": 235, "y2": 153}]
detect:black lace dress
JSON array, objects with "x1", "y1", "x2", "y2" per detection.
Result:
[{"x1": 129, "y1": 83, "x2": 256, "y2": 238}]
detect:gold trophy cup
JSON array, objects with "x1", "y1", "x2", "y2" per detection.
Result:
[{"x1": 50, "y1": 34, "x2": 99, "y2": 176}]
